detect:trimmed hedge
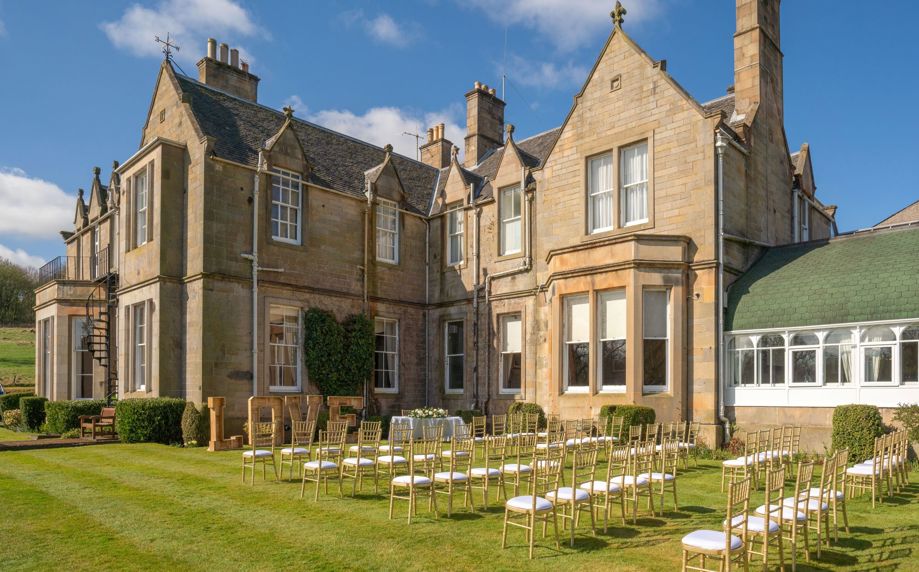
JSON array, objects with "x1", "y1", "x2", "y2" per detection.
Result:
[
  {"x1": 44, "y1": 400, "x2": 106, "y2": 434},
  {"x1": 181, "y1": 402, "x2": 210, "y2": 446},
  {"x1": 0, "y1": 391, "x2": 33, "y2": 413},
  {"x1": 832, "y1": 404, "x2": 885, "y2": 462},
  {"x1": 454, "y1": 409, "x2": 483, "y2": 424},
  {"x1": 20, "y1": 396, "x2": 48, "y2": 431},
  {"x1": 507, "y1": 402, "x2": 547, "y2": 430},
  {"x1": 599, "y1": 404, "x2": 656, "y2": 429},
  {"x1": 116, "y1": 398, "x2": 186, "y2": 444}
]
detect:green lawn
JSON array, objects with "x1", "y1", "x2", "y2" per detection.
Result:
[
  {"x1": 0, "y1": 427, "x2": 33, "y2": 441},
  {"x1": 0, "y1": 327, "x2": 34, "y2": 389},
  {"x1": 0, "y1": 446, "x2": 916, "y2": 571}
]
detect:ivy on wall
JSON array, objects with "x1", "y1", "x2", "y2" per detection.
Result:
[{"x1": 302, "y1": 309, "x2": 374, "y2": 396}]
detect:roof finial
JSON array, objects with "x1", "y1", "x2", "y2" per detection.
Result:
[
  {"x1": 451, "y1": 145, "x2": 459, "y2": 161},
  {"x1": 112, "y1": 160, "x2": 120, "y2": 170},
  {"x1": 92, "y1": 166, "x2": 101, "y2": 177},
  {"x1": 505, "y1": 123, "x2": 515, "y2": 140},
  {"x1": 383, "y1": 143, "x2": 393, "y2": 155},
  {"x1": 283, "y1": 105, "x2": 294, "y2": 119},
  {"x1": 78, "y1": 188, "x2": 85, "y2": 200},
  {"x1": 154, "y1": 33, "x2": 180, "y2": 62},
  {"x1": 611, "y1": 1, "x2": 626, "y2": 27}
]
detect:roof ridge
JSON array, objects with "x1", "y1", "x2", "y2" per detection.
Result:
[
  {"x1": 516, "y1": 125, "x2": 562, "y2": 144},
  {"x1": 872, "y1": 198, "x2": 919, "y2": 228},
  {"x1": 701, "y1": 93, "x2": 734, "y2": 106}
]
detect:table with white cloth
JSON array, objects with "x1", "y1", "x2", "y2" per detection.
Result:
[{"x1": 391, "y1": 416, "x2": 466, "y2": 440}]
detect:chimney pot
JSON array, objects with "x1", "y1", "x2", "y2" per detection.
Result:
[
  {"x1": 474, "y1": 81, "x2": 482, "y2": 90},
  {"x1": 207, "y1": 38, "x2": 217, "y2": 59},
  {"x1": 488, "y1": 87, "x2": 496, "y2": 96},
  {"x1": 230, "y1": 48, "x2": 239, "y2": 68},
  {"x1": 241, "y1": 61, "x2": 249, "y2": 73},
  {"x1": 427, "y1": 128, "x2": 434, "y2": 143},
  {"x1": 219, "y1": 43, "x2": 229, "y2": 63}
]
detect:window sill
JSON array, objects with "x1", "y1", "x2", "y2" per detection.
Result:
[
  {"x1": 623, "y1": 219, "x2": 649, "y2": 228},
  {"x1": 269, "y1": 386, "x2": 302, "y2": 393},
  {"x1": 376, "y1": 258, "x2": 400, "y2": 267},
  {"x1": 499, "y1": 389, "x2": 522, "y2": 396},
  {"x1": 444, "y1": 389, "x2": 465, "y2": 395},
  {"x1": 373, "y1": 388, "x2": 399, "y2": 395},
  {"x1": 270, "y1": 237, "x2": 301, "y2": 247},
  {"x1": 496, "y1": 251, "x2": 524, "y2": 262},
  {"x1": 599, "y1": 387, "x2": 626, "y2": 394},
  {"x1": 641, "y1": 386, "x2": 669, "y2": 395},
  {"x1": 562, "y1": 387, "x2": 590, "y2": 395}
]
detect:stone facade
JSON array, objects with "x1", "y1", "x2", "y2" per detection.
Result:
[{"x1": 35, "y1": 0, "x2": 842, "y2": 442}]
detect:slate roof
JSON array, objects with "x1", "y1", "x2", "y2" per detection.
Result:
[
  {"x1": 726, "y1": 226, "x2": 919, "y2": 331},
  {"x1": 467, "y1": 127, "x2": 561, "y2": 201},
  {"x1": 173, "y1": 73, "x2": 438, "y2": 214},
  {"x1": 701, "y1": 94, "x2": 735, "y2": 119}
]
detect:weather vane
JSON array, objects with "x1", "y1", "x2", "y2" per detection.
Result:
[{"x1": 155, "y1": 33, "x2": 180, "y2": 62}]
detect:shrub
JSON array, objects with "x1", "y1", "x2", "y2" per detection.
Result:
[
  {"x1": 44, "y1": 400, "x2": 106, "y2": 434},
  {"x1": 600, "y1": 404, "x2": 655, "y2": 429},
  {"x1": 0, "y1": 391, "x2": 33, "y2": 413},
  {"x1": 20, "y1": 396, "x2": 48, "y2": 431},
  {"x1": 894, "y1": 402, "x2": 919, "y2": 442},
  {"x1": 303, "y1": 309, "x2": 347, "y2": 396},
  {"x1": 832, "y1": 404, "x2": 885, "y2": 462},
  {"x1": 181, "y1": 402, "x2": 211, "y2": 446},
  {"x1": 116, "y1": 398, "x2": 187, "y2": 444},
  {"x1": 506, "y1": 402, "x2": 546, "y2": 429},
  {"x1": 341, "y1": 313, "x2": 375, "y2": 394},
  {"x1": 60, "y1": 428, "x2": 81, "y2": 439},
  {"x1": 2, "y1": 409, "x2": 22, "y2": 428},
  {"x1": 454, "y1": 409, "x2": 483, "y2": 424}
]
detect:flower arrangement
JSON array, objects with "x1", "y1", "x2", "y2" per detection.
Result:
[{"x1": 407, "y1": 407, "x2": 448, "y2": 419}]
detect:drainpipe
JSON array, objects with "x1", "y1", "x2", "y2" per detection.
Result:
[
  {"x1": 424, "y1": 218, "x2": 430, "y2": 407},
  {"x1": 471, "y1": 184, "x2": 481, "y2": 410},
  {"x1": 715, "y1": 132, "x2": 731, "y2": 443},
  {"x1": 363, "y1": 181, "x2": 373, "y2": 312}
]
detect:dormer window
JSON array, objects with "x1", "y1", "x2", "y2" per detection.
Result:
[
  {"x1": 446, "y1": 204, "x2": 464, "y2": 266},
  {"x1": 270, "y1": 168, "x2": 302, "y2": 245},
  {"x1": 499, "y1": 185, "x2": 521, "y2": 256},
  {"x1": 376, "y1": 199, "x2": 399, "y2": 263}
]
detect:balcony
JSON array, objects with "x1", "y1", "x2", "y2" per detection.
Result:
[{"x1": 38, "y1": 247, "x2": 112, "y2": 286}]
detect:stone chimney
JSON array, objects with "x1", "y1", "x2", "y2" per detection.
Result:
[
  {"x1": 733, "y1": 0, "x2": 783, "y2": 125},
  {"x1": 420, "y1": 123, "x2": 453, "y2": 169},
  {"x1": 196, "y1": 38, "x2": 260, "y2": 102},
  {"x1": 464, "y1": 81, "x2": 505, "y2": 168}
]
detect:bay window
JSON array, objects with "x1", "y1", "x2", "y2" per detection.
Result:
[
  {"x1": 620, "y1": 141, "x2": 648, "y2": 226},
  {"x1": 563, "y1": 295, "x2": 590, "y2": 392},
  {"x1": 588, "y1": 153, "x2": 614, "y2": 233},
  {"x1": 642, "y1": 289, "x2": 669, "y2": 391},
  {"x1": 374, "y1": 317, "x2": 399, "y2": 392},
  {"x1": 376, "y1": 199, "x2": 399, "y2": 263},
  {"x1": 268, "y1": 305, "x2": 301, "y2": 391},
  {"x1": 598, "y1": 290, "x2": 626, "y2": 391},
  {"x1": 445, "y1": 320, "x2": 465, "y2": 393},
  {"x1": 500, "y1": 314, "x2": 522, "y2": 393},
  {"x1": 499, "y1": 186, "x2": 521, "y2": 255}
]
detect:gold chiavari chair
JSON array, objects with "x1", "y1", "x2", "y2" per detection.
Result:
[
  {"x1": 613, "y1": 440, "x2": 655, "y2": 523},
  {"x1": 734, "y1": 466, "x2": 784, "y2": 572},
  {"x1": 525, "y1": 413, "x2": 540, "y2": 436},
  {"x1": 301, "y1": 428, "x2": 346, "y2": 501},
  {"x1": 754, "y1": 429, "x2": 772, "y2": 487},
  {"x1": 645, "y1": 422, "x2": 661, "y2": 444},
  {"x1": 418, "y1": 424, "x2": 444, "y2": 474},
  {"x1": 680, "y1": 421, "x2": 701, "y2": 468},
  {"x1": 548, "y1": 444, "x2": 597, "y2": 547},
  {"x1": 501, "y1": 433, "x2": 537, "y2": 498},
  {"x1": 582, "y1": 442, "x2": 627, "y2": 533},
  {"x1": 628, "y1": 424, "x2": 643, "y2": 443},
  {"x1": 501, "y1": 441, "x2": 563, "y2": 560},
  {"x1": 389, "y1": 438, "x2": 439, "y2": 524},
  {"x1": 491, "y1": 414, "x2": 507, "y2": 437},
  {"x1": 827, "y1": 449, "x2": 849, "y2": 540},
  {"x1": 608, "y1": 415, "x2": 625, "y2": 444},
  {"x1": 791, "y1": 454, "x2": 833, "y2": 558},
  {"x1": 642, "y1": 438, "x2": 679, "y2": 513},
  {"x1": 538, "y1": 417, "x2": 562, "y2": 447},
  {"x1": 378, "y1": 422, "x2": 411, "y2": 478},
  {"x1": 681, "y1": 476, "x2": 751, "y2": 572},
  {"x1": 471, "y1": 415, "x2": 488, "y2": 460},
  {"x1": 434, "y1": 435, "x2": 475, "y2": 516},
  {"x1": 279, "y1": 418, "x2": 316, "y2": 481},
  {"x1": 242, "y1": 421, "x2": 279, "y2": 484},
  {"x1": 327, "y1": 420, "x2": 349, "y2": 434},
  {"x1": 471, "y1": 434, "x2": 508, "y2": 507},
  {"x1": 722, "y1": 431, "x2": 758, "y2": 492},
  {"x1": 758, "y1": 461, "x2": 813, "y2": 568},
  {"x1": 846, "y1": 434, "x2": 889, "y2": 508},
  {"x1": 341, "y1": 421, "x2": 381, "y2": 496}
]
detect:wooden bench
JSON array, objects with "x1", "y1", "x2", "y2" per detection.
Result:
[{"x1": 80, "y1": 407, "x2": 117, "y2": 439}]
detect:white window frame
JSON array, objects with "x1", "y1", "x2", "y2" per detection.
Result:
[
  {"x1": 270, "y1": 168, "x2": 303, "y2": 245},
  {"x1": 861, "y1": 326, "x2": 897, "y2": 386},
  {"x1": 376, "y1": 199, "x2": 399, "y2": 263},
  {"x1": 90, "y1": 226, "x2": 100, "y2": 280},
  {"x1": 373, "y1": 317, "x2": 399, "y2": 393},
  {"x1": 788, "y1": 332, "x2": 820, "y2": 385},
  {"x1": 499, "y1": 185, "x2": 522, "y2": 256},
  {"x1": 901, "y1": 324, "x2": 919, "y2": 384},
  {"x1": 267, "y1": 305, "x2": 302, "y2": 393},
  {"x1": 822, "y1": 329, "x2": 855, "y2": 386},
  {"x1": 446, "y1": 206, "x2": 464, "y2": 266},
  {"x1": 444, "y1": 320, "x2": 465, "y2": 394},
  {"x1": 729, "y1": 336, "x2": 756, "y2": 387},
  {"x1": 499, "y1": 314, "x2": 522, "y2": 395},
  {"x1": 642, "y1": 289, "x2": 669, "y2": 393},
  {"x1": 587, "y1": 153, "x2": 614, "y2": 234},
  {"x1": 597, "y1": 289, "x2": 627, "y2": 392},
  {"x1": 72, "y1": 317, "x2": 93, "y2": 400},
  {"x1": 134, "y1": 168, "x2": 148, "y2": 247},
  {"x1": 756, "y1": 334, "x2": 787, "y2": 386},
  {"x1": 620, "y1": 141, "x2": 649, "y2": 227},
  {"x1": 40, "y1": 317, "x2": 54, "y2": 398},
  {"x1": 563, "y1": 294, "x2": 590, "y2": 393},
  {"x1": 131, "y1": 302, "x2": 147, "y2": 392}
]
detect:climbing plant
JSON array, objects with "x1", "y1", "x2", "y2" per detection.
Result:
[
  {"x1": 342, "y1": 313, "x2": 375, "y2": 395},
  {"x1": 302, "y1": 309, "x2": 374, "y2": 397}
]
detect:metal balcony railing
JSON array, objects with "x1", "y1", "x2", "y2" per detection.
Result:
[{"x1": 38, "y1": 247, "x2": 112, "y2": 286}]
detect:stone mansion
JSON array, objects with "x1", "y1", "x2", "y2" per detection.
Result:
[{"x1": 34, "y1": 0, "x2": 919, "y2": 444}]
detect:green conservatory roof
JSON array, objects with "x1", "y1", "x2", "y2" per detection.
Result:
[{"x1": 726, "y1": 226, "x2": 919, "y2": 331}]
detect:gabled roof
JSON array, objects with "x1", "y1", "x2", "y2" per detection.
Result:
[
  {"x1": 726, "y1": 226, "x2": 919, "y2": 331},
  {"x1": 466, "y1": 127, "x2": 561, "y2": 201},
  {"x1": 701, "y1": 94, "x2": 736, "y2": 120},
  {"x1": 875, "y1": 198, "x2": 919, "y2": 228},
  {"x1": 172, "y1": 72, "x2": 438, "y2": 214}
]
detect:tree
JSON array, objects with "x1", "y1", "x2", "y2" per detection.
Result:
[{"x1": 0, "y1": 258, "x2": 38, "y2": 325}]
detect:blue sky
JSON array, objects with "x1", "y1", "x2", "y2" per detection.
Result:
[{"x1": 0, "y1": 0, "x2": 917, "y2": 267}]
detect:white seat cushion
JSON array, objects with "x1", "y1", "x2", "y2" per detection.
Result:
[
  {"x1": 378, "y1": 455, "x2": 407, "y2": 464},
  {"x1": 434, "y1": 471, "x2": 468, "y2": 482},
  {"x1": 846, "y1": 464, "x2": 879, "y2": 476},
  {"x1": 342, "y1": 457, "x2": 375, "y2": 467},
  {"x1": 280, "y1": 447, "x2": 309, "y2": 455},
  {"x1": 473, "y1": 436, "x2": 486, "y2": 442},
  {"x1": 579, "y1": 480, "x2": 621, "y2": 493},
  {"x1": 535, "y1": 442, "x2": 563, "y2": 450},
  {"x1": 377, "y1": 445, "x2": 403, "y2": 453},
  {"x1": 782, "y1": 496, "x2": 827, "y2": 511},
  {"x1": 808, "y1": 487, "x2": 844, "y2": 500},
  {"x1": 611, "y1": 475, "x2": 649, "y2": 487},
  {"x1": 243, "y1": 449, "x2": 273, "y2": 458},
  {"x1": 722, "y1": 457, "x2": 751, "y2": 467},
  {"x1": 639, "y1": 472, "x2": 675, "y2": 482},
  {"x1": 682, "y1": 530, "x2": 742, "y2": 551},
  {"x1": 470, "y1": 467, "x2": 501, "y2": 478},
  {"x1": 546, "y1": 487, "x2": 590, "y2": 503},
  {"x1": 728, "y1": 515, "x2": 779, "y2": 534},
  {"x1": 506, "y1": 495, "x2": 553, "y2": 512},
  {"x1": 303, "y1": 460, "x2": 337, "y2": 470},
  {"x1": 392, "y1": 475, "x2": 432, "y2": 486},
  {"x1": 501, "y1": 463, "x2": 532, "y2": 474},
  {"x1": 413, "y1": 453, "x2": 436, "y2": 462},
  {"x1": 679, "y1": 442, "x2": 696, "y2": 449},
  {"x1": 755, "y1": 504, "x2": 806, "y2": 521},
  {"x1": 348, "y1": 445, "x2": 377, "y2": 454},
  {"x1": 440, "y1": 450, "x2": 471, "y2": 458}
]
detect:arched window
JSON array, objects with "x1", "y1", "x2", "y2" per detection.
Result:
[
  {"x1": 823, "y1": 329, "x2": 853, "y2": 385},
  {"x1": 730, "y1": 336, "x2": 755, "y2": 386},
  {"x1": 757, "y1": 334, "x2": 785, "y2": 386},
  {"x1": 901, "y1": 325, "x2": 919, "y2": 384},
  {"x1": 862, "y1": 326, "x2": 895, "y2": 383},
  {"x1": 789, "y1": 332, "x2": 819, "y2": 384}
]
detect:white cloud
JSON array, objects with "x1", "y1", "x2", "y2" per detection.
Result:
[
  {"x1": 0, "y1": 168, "x2": 73, "y2": 240},
  {"x1": 503, "y1": 54, "x2": 588, "y2": 90},
  {"x1": 0, "y1": 243, "x2": 44, "y2": 269},
  {"x1": 101, "y1": 0, "x2": 260, "y2": 64},
  {"x1": 282, "y1": 95, "x2": 307, "y2": 115},
  {"x1": 341, "y1": 10, "x2": 419, "y2": 48},
  {"x1": 296, "y1": 103, "x2": 464, "y2": 160},
  {"x1": 465, "y1": 0, "x2": 662, "y2": 52}
]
